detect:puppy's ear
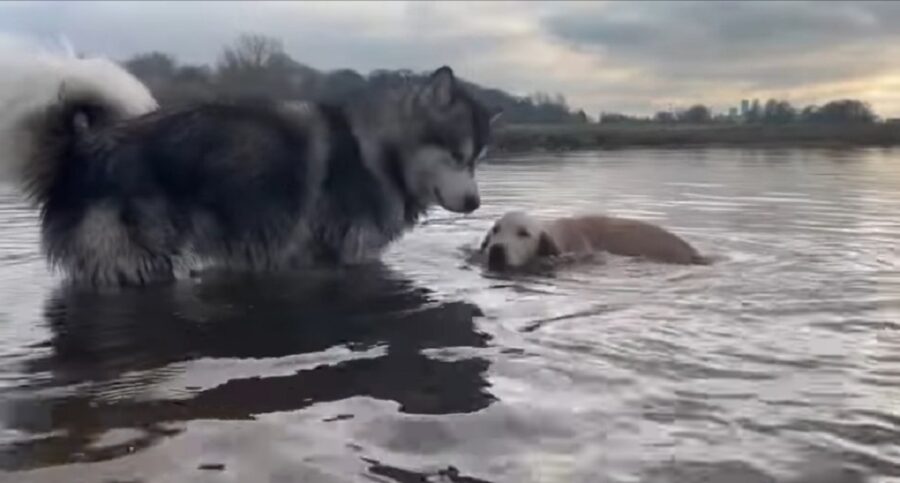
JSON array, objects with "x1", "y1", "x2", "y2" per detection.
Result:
[{"x1": 537, "y1": 232, "x2": 560, "y2": 257}]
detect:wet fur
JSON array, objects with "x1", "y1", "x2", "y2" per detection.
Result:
[
  {"x1": 7, "y1": 60, "x2": 497, "y2": 286},
  {"x1": 481, "y1": 211, "x2": 708, "y2": 270}
]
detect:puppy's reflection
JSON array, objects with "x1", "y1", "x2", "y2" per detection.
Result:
[{"x1": 1, "y1": 265, "x2": 494, "y2": 470}]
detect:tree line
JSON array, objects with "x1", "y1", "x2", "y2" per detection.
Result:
[
  {"x1": 600, "y1": 98, "x2": 879, "y2": 125},
  {"x1": 122, "y1": 34, "x2": 588, "y2": 125},
  {"x1": 121, "y1": 34, "x2": 884, "y2": 128}
]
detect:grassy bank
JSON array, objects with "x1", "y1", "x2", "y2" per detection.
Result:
[{"x1": 492, "y1": 123, "x2": 900, "y2": 152}]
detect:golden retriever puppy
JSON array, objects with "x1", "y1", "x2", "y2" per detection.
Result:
[{"x1": 479, "y1": 211, "x2": 707, "y2": 271}]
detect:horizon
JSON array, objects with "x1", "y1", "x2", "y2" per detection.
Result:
[{"x1": 3, "y1": 1, "x2": 900, "y2": 117}]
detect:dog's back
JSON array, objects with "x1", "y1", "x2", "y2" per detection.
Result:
[
  {"x1": 37, "y1": 102, "x2": 329, "y2": 285},
  {"x1": 553, "y1": 215, "x2": 706, "y2": 265}
]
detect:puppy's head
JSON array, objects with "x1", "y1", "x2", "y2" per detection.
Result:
[{"x1": 480, "y1": 211, "x2": 559, "y2": 271}]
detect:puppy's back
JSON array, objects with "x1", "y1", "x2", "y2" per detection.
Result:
[{"x1": 565, "y1": 215, "x2": 705, "y2": 265}]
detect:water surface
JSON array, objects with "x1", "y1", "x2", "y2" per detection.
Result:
[{"x1": 1, "y1": 148, "x2": 899, "y2": 482}]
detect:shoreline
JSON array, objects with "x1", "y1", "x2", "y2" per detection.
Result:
[{"x1": 492, "y1": 123, "x2": 900, "y2": 153}]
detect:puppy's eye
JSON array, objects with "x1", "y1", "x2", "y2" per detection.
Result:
[
  {"x1": 517, "y1": 228, "x2": 530, "y2": 238},
  {"x1": 492, "y1": 225, "x2": 500, "y2": 234}
]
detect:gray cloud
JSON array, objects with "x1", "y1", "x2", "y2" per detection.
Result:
[
  {"x1": 546, "y1": 2, "x2": 888, "y2": 57},
  {"x1": 3, "y1": 1, "x2": 900, "y2": 116},
  {"x1": 542, "y1": 1, "x2": 900, "y2": 99}
]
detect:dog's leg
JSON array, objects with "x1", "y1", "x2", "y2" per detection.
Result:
[{"x1": 47, "y1": 202, "x2": 176, "y2": 286}]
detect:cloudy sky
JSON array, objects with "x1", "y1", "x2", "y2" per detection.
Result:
[{"x1": 3, "y1": 1, "x2": 900, "y2": 117}]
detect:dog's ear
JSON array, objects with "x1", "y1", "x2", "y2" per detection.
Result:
[
  {"x1": 537, "y1": 231, "x2": 560, "y2": 257},
  {"x1": 420, "y1": 66, "x2": 456, "y2": 109}
]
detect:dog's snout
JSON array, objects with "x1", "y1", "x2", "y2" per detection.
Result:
[
  {"x1": 462, "y1": 194, "x2": 480, "y2": 213},
  {"x1": 487, "y1": 244, "x2": 508, "y2": 270}
]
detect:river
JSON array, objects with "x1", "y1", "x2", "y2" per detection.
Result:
[{"x1": 1, "y1": 148, "x2": 899, "y2": 482}]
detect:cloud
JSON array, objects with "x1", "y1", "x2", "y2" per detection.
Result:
[
  {"x1": 3, "y1": 1, "x2": 900, "y2": 116},
  {"x1": 541, "y1": 1, "x2": 900, "y2": 113}
]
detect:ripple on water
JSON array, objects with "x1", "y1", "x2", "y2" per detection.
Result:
[{"x1": 2, "y1": 149, "x2": 900, "y2": 482}]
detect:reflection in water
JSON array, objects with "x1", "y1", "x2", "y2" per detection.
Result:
[
  {"x1": 3, "y1": 148, "x2": 900, "y2": 482},
  {"x1": 0, "y1": 266, "x2": 493, "y2": 470},
  {"x1": 365, "y1": 460, "x2": 494, "y2": 483}
]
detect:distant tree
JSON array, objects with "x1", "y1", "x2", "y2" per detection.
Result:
[
  {"x1": 218, "y1": 34, "x2": 284, "y2": 73},
  {"x1": 800, "y1": 105, "x2": 819, "y2": 123},
  {"x1": 531, "y1": 91, "x2": 552, "y2": 106},
  {"x1": 122, "y1": 52, "x2": 213, "y2": 106},
  {"x1": 810, "y1": 99, "x2": 877, "y2": 124},
  {"x1": 174, "y1": 65, "x2": 212, "y2": 83},
  {"x1": 744, "y1": 99, "x2": 762, "y2": 123},
  {"x1": 118, "y1": 36, "x2": 587, "y2": 124},
  {"x1": 521, "y1": 91, "x2": 574, "y2": 123},
  {"x1": 124, "y1": 52, "x2": 176, "y2": 81},
  {"x1": 678, "y1": 104, "x2": 712, "y2": 123},
  {"x1": 553, "y1": 93, "x2": 568, "y2": 110},
  {"x1": 600, "y1": 112, "x2": 633, "y2": 124},
  {"x1": 575, "y1": 110, "x2": 590, "y2": 123},
  {"x1": 654, "y1": 111, "x2": 676, "y2": 123},
  {"x1": 762, "y1": 99, "x2": 796, "y2": 124},
  {"x1": 217, "y1": 34, "x2": 296, "y2": 100}
]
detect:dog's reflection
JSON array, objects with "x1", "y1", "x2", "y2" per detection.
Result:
[{"x1": 0, "y1": 265, "x2": 495, "y2": 470}]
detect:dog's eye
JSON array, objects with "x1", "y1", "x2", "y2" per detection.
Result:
[
  {"x1": 517, "y1": 228, "x2": 530, "y2": 238},
  {"x1": 492, "y1": 225, "x2": 500, "y2": 234}
]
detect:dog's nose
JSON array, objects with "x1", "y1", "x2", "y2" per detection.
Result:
[
  {"x1": 462, "y1": 194, "x2": 480, "y2": 213},
  {"x1": 487, "y1": 245, "x2": 507, "y2": 270}
]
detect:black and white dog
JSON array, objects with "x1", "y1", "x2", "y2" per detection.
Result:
[{"x1": 1, "y1": 48, "x2": 499, "y2": 286}]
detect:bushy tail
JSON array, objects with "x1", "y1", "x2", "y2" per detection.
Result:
[{"x1": 0, "y1": 36, "x2": 158, "y2": 203}]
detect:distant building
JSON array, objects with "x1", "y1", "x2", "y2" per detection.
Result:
[
  {"x1": 740, "y1": 99, "x2": 750, "y2": 116},
  {"x1": 728, "y1": 107, "x2": 738, "y2": 118}
]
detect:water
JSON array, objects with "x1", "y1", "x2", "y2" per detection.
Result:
[{"x1": 1, "y1": 148, "x2": 899, "y2": 483}]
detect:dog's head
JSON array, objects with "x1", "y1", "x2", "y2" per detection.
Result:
[
  {"x1": 480, "y1": 211, "x2": 559, "y2": 271},
  {"x1": 402, "y1": 66, "x2": 501, "y2": 214}
]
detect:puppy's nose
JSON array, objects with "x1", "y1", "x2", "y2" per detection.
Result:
[
  {"x1": 462, "y1": 194, "x2": 480, "y2": 213},
  {"x1": 487, "y1": 245, "x2": 507, "y2": 270}
]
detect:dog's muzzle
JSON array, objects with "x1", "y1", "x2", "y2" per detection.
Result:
[
  {"x1": 434, "y1": 189, "x2": 480, "y2": 214},
  {"x1": 487, "y1": 245, "x2": 508, "y2": 271},
  {"x1": 462, "y1": 194, "x2": 480, "y2": 213}
]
